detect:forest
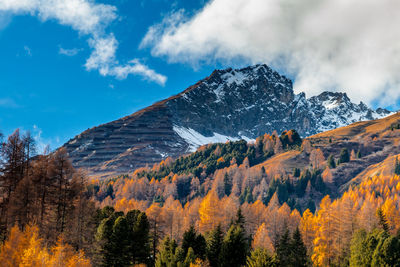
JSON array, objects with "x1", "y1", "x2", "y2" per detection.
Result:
[{"x1": 1, "y1": 128, "x2": 400, "y2": 266}]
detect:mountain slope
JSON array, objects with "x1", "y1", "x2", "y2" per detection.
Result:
[{"x1": 63, "y1": 64, "x2": 392, "y2": 175}]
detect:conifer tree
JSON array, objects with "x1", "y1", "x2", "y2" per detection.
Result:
[
  {"x1": 206, "y1": 225, "x2": 223, "y2": 267},
  {"x1": 377, "y1": 208, "x2": 389, "y2": 233},
  {"x1": 394, "y1": 157, "x2": 400, "y2": 175},
  {"x1": 223, "y1": 173, "x2": 231, "y2": 196},
  {"x1": 155, "y1": 236, "x2": 178, "y2": 267},
  {"x1": 126, "y1": 210, "x2": 151, "y2": 265},
  {"x1": 338, "y1": 148, "x2": 350, "y2": 164},
  {"x1": 276, "y1": 228, "x2": 291, "y2": 266},
  {"x1": 220, "y1": 224, "x2": 248, "y2": 267},
  {"x1": 182, "y1": 225, "x2": 206, "y2": 260},
  {"x1": 327, "y1": 155, "x2": 336, "y2": 169},
  {"x1": 290, "y1": 227, "x2": 308, "y2": 267},
  {"x1": 111, "y1": 216, "x2": 131, "y2": 266},
  {"x1": 372, "y1": 234, "x2": 400, "y2": 267},
  {"x1": 246, "y1": 248, "x2": 275, "y2": 267}
]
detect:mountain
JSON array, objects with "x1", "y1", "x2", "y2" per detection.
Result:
[{"x1": 63, "y1": 64, "x2": 392, "y2": 175}]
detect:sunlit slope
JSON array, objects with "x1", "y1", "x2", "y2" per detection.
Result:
[{"x1": 249, "y1": 112, "x2": 400, "y2": 197}]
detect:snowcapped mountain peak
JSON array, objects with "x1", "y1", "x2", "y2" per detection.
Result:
[{"x1": 63, "y1": 64, "x2": 393, "y2": 174}]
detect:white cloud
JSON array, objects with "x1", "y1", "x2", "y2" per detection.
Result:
[
  {"x1": 0, "y1": 0, "x2": 166, "y2": 84},
  {"x1": 142, "y1": 0, "x2": 400, "y2": 106},
  {"x1": 111, "y1": 59, "x2": 167, "y2": 85},
  {"x1": 85, "y1": 35, "x2": 167, "y2": 85},
  {"x1": 58, "y1": 46, "x2": 81, "y2": 56},
  {"x1": 0, "y1": 0, "x2": 117, "y2": 34}
]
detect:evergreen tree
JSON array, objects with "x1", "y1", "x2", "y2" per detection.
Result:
[
  {"x1": 95, "y1": 216, "x2": 116, "y2": 267},
  {"x1": 220, "y1": 225, "x2": 248, "y2": 267},
  {"x1": 327, "y1": 155, "x2": 336, "y2": 169},
  {"x1": 155, "y1": 236, "x2": 178, "y2": 267},
  {"x1": 182, "y1": 226, "x2": 197, "y2": 256},
  {"x1": 111, "y1": 216, "x2": 131, "y2": 266},
  {"x1": 223, "y1": 173, "x2": 232, "y2": 196},
  {"x1": 184, "y1": 247, "x2": 196, "y2": 266},
  {"x1": 235, "y1": 207, "x2": 245, "y2": 229},
  {"x1": 206, "y1": 225, "x2": 223, "y2": 267},
  {"x1": 377, "y1": 208, "x2": 389, "y2": 233},
  {"x1": 276, "y1": 228, "x2": 291, "y2": 266},
  {"x1": 350, "y1": 229, "x2": 380, "y2": 267},
  {"x1": 395, "y1": 157, "x2": 400, "y2": 175},
  {"x1": 290, "y1": 227, "x2": 308, "y2": 267},
  {"x1": 350, "y1": 229, "x2": 368, "y2": 267},
  {"x1": 338, "y1": 148, "x2": 350, "y2": 164},
  {"x1": 246, "y1": 248, "x2": 276, "y2": 267},
  {"x1": 126, "y1": 210, "x2": 151, "y2": 265},
  {"x1": 372, "y1": 234, "x2": 400, "y2": 266},
  {"x1": 182, "y1": 225, "x2": 206, "y2": 260}
]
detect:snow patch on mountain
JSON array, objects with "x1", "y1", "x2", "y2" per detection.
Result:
[{"x1": 173, "y1": 126, "x2": 253, "y2": 152}]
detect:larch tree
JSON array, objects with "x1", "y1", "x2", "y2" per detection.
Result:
[{"x1": 199, "y1": 190, "x2": 221, "y2": 232}]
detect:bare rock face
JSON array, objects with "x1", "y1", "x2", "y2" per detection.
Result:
[{"x1": 62, "y1": 64, "x2": 392, "y2": 175}]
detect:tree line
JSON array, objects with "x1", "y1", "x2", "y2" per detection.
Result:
[{"x1": 2, "y1": 128, "x2": 400, "y2": 266}]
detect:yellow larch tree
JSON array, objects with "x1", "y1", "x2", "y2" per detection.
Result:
[
  {"x1": 300, "y1": 209, "x2": 317, "y2": 255},
  {"x1": 252, "y1": 223, "x2": 275, "y2": 253},
  {"x1": 199, "y1": 190, "x2": 221, "y2": 232},
  {"x1": 312, "y1": 195, "x2": 338, "y2": 267}
]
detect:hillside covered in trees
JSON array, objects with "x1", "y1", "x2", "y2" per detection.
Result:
[{"x1": 2, "y1": 113, "x2": 400, "y2": 266}]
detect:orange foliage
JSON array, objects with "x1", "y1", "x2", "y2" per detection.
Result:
[{"x1": 0, "y1": 225, "x2": 91, "y2": 267}]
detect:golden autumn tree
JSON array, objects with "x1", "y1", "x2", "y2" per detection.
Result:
[
  {"x1": 252, "y1": 223, "x2": 274, "y2": 253},
  {"x1": 312, "y1": 196, "x2": 337, "y2": 266},
  {"x1": 0, "y1": 225, "x2": 37, "y2": 266},
  {"x1": 0, "y1": 225, "x2": 91, "y2": 267},
  {"x1": 300, "y1": 209, "x2": 317, "y2": 255},
  {"x1": 199, "y1": 190, "x2": 221, "y2": 232}
]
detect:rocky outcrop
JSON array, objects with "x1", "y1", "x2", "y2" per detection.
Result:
[{"x1": 62, "y1": 64, "x2": 392, "y2": 175}]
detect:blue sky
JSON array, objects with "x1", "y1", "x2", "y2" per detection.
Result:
[
  {"x1": 0, "y1": 0, "x2": 219, "y2": 150},
  {"x1": 0, "y1": 0, "x2": 399, "y2": 151}
]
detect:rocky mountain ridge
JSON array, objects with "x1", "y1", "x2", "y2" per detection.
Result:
[{"x1": 63, "y1": 64, "x2": 392, "y2": 175}]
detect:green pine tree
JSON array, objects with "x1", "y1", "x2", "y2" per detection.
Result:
[
  {"x1": 327, "y1": 155, "x2": 336, "y2": 169},
  {"x1": 350, "y1": 229, "x2": 379, "y2": 267},
  {"x1": 223, "y1": 173, "x2": 232, "y2": 196},
  {"x1": 338, "y1": 148, "x2": 350, "y2": 164},
  {"x1": 95, "y1": 216, "x2": 116, "y2": 267},
  {"x1": 246, "y1": 248, "x2": 276, "y2": 267},
  {"x1": 111, "y1": 216, "x2": 131, "y2": 267},
  {"x1": 126, "y1": 210, "x2": 151, "y2": 265},
  {"x1": 290, "y1": 227, "x2": 308, "y2": 267},
  {"x1": 235, "y1": 207, "x2": 245, "y2": 229},
  {"x1": 395, "y1": 157, "x2": 400, "y2": 175},
  {"x1": 206, "y1": 225, "x2": 223, "y2": 267},
  {"x1": 184, "y1": 247, "x2": 196, "y2": 267},
  {"x1": 155, "y1": 236, "x2": 178, "y2": 267},
  {"x1": 276, "y1": 228, "x2": 291, "y2": 266},
  {"x1": 220, "y1": 225, "x2": 248, "y2": 267},
  {"x1": 182, "y1": 225, "x2": 206, "y2": 260},
  {"x1": 377, "y1": 208, "x2": 390, "y2": 233},
  {"x1": 372, "y1": 234, "x2": 400, "y2": 267}
]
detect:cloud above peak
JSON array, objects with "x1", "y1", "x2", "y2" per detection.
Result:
[
  {"x1": 0, "y1": 0, "x2": 166, "y2": 85},
  {"x1": 142, "y1": 0, "x2": 400, "y2": 106},
  {"x1": 85, "y1": 35, "x2": 167, "y2": 85}
]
